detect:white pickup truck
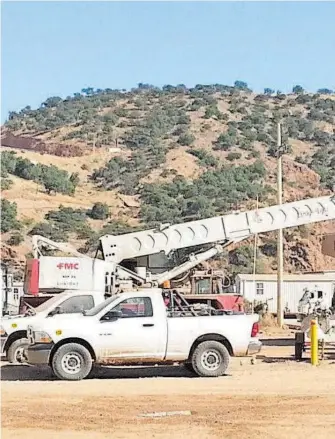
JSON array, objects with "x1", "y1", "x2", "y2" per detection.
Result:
[
  {"x1": 0, "y1": 290, "x2": 107, "y2": 363},
  {"x1": 26, "y1": 288, "x2": 261, "y2": 380}
]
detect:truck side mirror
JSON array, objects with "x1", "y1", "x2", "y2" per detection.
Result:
[
  {"x1": 101, "y1": 309, "x2": 122, "y2": 322},
  {"x1": 48, "y1": 306, "x2": 62, "y2": 317}
]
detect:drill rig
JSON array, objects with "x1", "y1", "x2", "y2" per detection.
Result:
[{"x1": 21, "y1": 194, "x2": 335, "y2": 314}]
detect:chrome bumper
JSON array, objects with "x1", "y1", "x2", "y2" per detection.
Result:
[
  {"x1": 247, "y1": 340, "x2": 262, "y2": 355},
  {"x1": 27, "y1": 343, "x2": 53, "y2": 365}
]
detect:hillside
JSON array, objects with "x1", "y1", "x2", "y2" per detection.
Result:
[{"x1": 1, "y1": 82, "x2": 335, "y2": 279}]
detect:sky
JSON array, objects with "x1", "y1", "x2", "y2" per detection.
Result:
[{"x1": 1, "y1": 1, "x2": 335, "y2": 122}]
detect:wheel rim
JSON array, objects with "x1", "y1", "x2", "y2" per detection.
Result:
[
  {"x1": 15, "y1": 346, "x2": 27, "y2": 363},
  {"x1": 61, "y1": 352, "x2": 83, "y2": 374},
  {"x1": 200, "y1": 350, "x2": 221, "y2": 371}
]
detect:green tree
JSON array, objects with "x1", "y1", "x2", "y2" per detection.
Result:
[
  {"x1": 234, "y1": 80, "x2": 249, "y2": 90},
  {"x1": 317, "y1": 88, "x2": 333, "y2": 95},
  {"x1": 42, "y1": 166, "x2": 76, "y2": 195},
  {"x1": 42, "y1": 96, "x2": 63, "y2": 108},
  {"x1": 292, "y1": 85, "x2": 304, "y2": 94},
  {"x1": 1, "y1": 151, "x2": 17, "y2": 175},
  {"x1": 1, "y1": 199, "x2": 20, "y2": 233}
]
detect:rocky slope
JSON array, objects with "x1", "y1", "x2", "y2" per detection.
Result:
[{"x1": 1, "y1": 83, "x2": 335, "y2": 278}]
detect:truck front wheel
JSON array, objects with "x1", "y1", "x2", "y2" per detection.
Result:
[
  {"x1": 191, "y1": 340, "x2": 229, "y2": 377},
  {"x1": 51, "y1": 343, "x2": 93, "y2": 381},
  {"x1": 7, "y1": 338, "x2": 29, "y2": 363}
]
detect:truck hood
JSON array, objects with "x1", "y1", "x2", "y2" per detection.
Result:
[
  {"x1": 1, "y1": 312, "x2": 86, "y2": 333},
  {"x1": 2, "y1": 313, "x2": 29, "y2": 320},
  {"x1": 1, "y1": 314, "x2": 38, "y2": 333},
  {"x1": 30, "y1": 313, "x2": 93, "y2": 336}
]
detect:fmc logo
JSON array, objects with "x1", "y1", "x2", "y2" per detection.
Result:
[{"x1": 56, "y1": 262, "x2": 79, "y2": 270}]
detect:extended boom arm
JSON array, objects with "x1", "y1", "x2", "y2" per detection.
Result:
[
  {"x1": 100, "y1": 195, "x2": 335, "y2": 265},
  {"x1": 30, "y1": 195, "x2": 335, "y2": 290}
]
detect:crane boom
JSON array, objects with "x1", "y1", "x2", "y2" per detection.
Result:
[
  {"x1": 28, "y1": 194, "x2": 334, "y2": 293},
  {"x1": 100, "y1": 195, "x2": 335, "y2": 264}
]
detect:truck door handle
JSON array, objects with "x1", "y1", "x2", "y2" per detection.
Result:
[{"x1": 142, "y1": 323, "x2": 154, "y2": 327}]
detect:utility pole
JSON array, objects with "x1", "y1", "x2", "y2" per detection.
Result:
[{"x1": 277, "y1": 122, "x2": 284, "y2": 327}]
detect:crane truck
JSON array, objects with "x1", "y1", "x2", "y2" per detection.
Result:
[{"x1": 1, "y1": 194, "x2": 335, "y2": 364}]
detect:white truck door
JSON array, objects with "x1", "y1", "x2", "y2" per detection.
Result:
[{"x1": 96, "y1": 296, "x2": 166, "y2": 362}]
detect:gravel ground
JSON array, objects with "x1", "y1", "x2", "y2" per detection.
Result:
[{"x1": 1, "y1": 335, "x2": 335, "y2": 439}]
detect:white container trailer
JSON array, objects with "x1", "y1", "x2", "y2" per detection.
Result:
[{"x1": 236, "y1": 273, "x2": 335, "y2": 315}]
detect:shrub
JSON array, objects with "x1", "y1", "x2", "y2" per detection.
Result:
[
  {"x1": 89, "y1": 202, "x2": 110, "y2": 220},
  {"x1": 247, "y1": 150, "x2": 261, "y2": 159},
  {"x1": 204, "y1": 105, "x2": 221, "y2": 119},
  {"x1": 1, "y1": 178, "x2": 13, "y2": 191},
  {"x1": 214, "y1": 131, "x2": 237, "y2": 151},
  {"x1": 45, "y1": 206, "x2": 92, "y2": 237},
  {"x1": 226, "y1": 152, "x2": 242, "y2": 161},
  {"x1": 189, "y1": 99, "x2": 203, "y2": 111},
  {"x1": 28, "y1": 222, "x2": 66, "y2": 241},
  {"x1": 114, "y1": 107, "x2": 128, "y2": 117},
  {"x1": 7, "y1": 232, "x2": 24, "y2": 246},
  {"x1": 188, "y1": 149, "x2": 218, "y2": 167},
  {"x1": 178, "y1": 132, "x2": 195, "y2": 146}
]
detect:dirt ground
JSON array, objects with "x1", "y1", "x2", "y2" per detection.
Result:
[{"x1": 1, "y1": 334, "x2": 335, "y2": 439}]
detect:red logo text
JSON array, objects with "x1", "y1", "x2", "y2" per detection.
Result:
[{"x1": 56, "y1": 262, "x2": 79, "y2": 270}]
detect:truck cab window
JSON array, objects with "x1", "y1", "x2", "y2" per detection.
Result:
[
  {"x1": 112, "y1": 297, "x2": 153, "y2": 318},
  {"x1": 59, "y1": 295, "x2": 94, "y2": 314}
]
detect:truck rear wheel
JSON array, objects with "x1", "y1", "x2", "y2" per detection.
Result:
[
  {"x1": 7, "y1": 338, "x2": 29, "y2": 363},
  {"x1": 191, "y1": 340, "x2": 229, "y2": 377},
  {"x1": 51, "y1": 343, "x2": 93, "y2": 381}
]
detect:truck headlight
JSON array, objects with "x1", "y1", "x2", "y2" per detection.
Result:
[
  {"x1": 0, "y1": 326, "x2": 7, "y2": 336},
  {"x1": 34, "y1": 331, "x2": 53, "y2": 344}
]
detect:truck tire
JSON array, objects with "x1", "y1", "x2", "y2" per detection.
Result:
[
  {"x1": 7, "y1": 338, "x2": 29, "y2": 364},
  {"x1": 191, "y1": 340, "x2": 230, "y2": 377},
  {"x1": 295, "y1": 333, "x2": 304, "y2": 361},
  {"x1": 51, "y1": 343, "x2": 93, "y2": 381},
  {"x1": 184, "y1": 362, "x2": 195, "y2": 374}
]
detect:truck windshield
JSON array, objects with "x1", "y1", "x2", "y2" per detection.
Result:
[
  {"x1": 34, "y1": 295, "x2": 67, "y2": 313},
  {"x1": 83, "y1": 295, "x2": 119, "y2": 316}
]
